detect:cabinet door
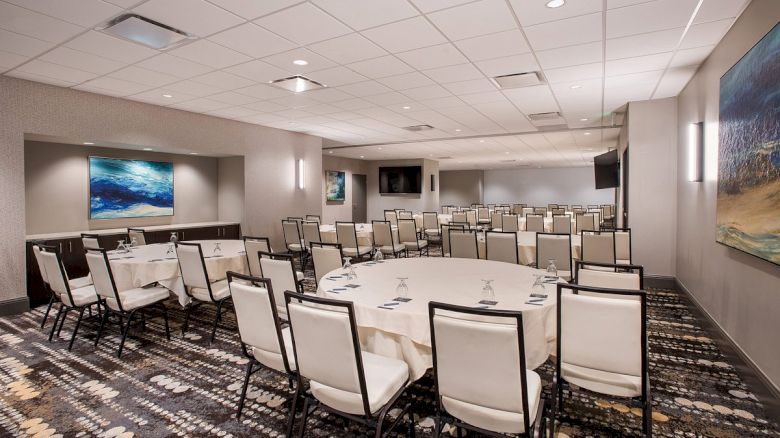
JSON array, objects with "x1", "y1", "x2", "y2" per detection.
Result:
[
  {"x1": 146, "y1": 230, "x2": 179, "y2": 244},
  {"x1": 61, "y1": 238, "x2": 90, "y2": 279},
  {"x1": 182, "y1": 226, "x2": 219, "y2": 241},
  {"x1": 223, "y1": 224, "x2": 241, "y2": 239}
]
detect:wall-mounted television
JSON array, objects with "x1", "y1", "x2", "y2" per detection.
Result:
[
  {"x1": 594, "y1": 150, "x2": 619, "y2": 189},
  {"x1": 379, "y1": 166, "x2": 422, "y2": 194}
]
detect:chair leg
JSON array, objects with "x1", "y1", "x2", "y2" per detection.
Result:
[
  {"x1": 67, "y1": 307, "x2": 86, "y2": 350},
  {"x1": 56, "y1": 307, "x2": 69, "y2": 337},
  {"x1": 432, "y1": 416, "x2": 441, "y2": 438},
  {"x1": 285, "y1": 383, "x2": 301, "y2": 438},
  {"x1": 117, "y1": 310, "x2": 135, "y2": 358},
  {"x1": 48, "y1": 304, "x2": 64, "y2": 341},
  {"x1": 160, "y1": 304, "x2": 171, "y2": 341},
  {"x1": 407, "y1": 402, "x2": 416, "y2": 438},
  {"x1": 94, "y1": 309, "x2": 109, "y2": 347},
  {"x1": 296, "y1": 397, "x2": 310, "y2": 438},
  {"x1": 210, "y1": 300, "x2": 224, "y2": 344},
  {"x1": 182, "y1": 304, "x2": 192, "y2": 335},
  {"x1": 643, "y1": 399, "x2": 653, "y2": 437},
  {"x1": 236, "y1": 361, "x2": 254, "y2": 418},
  {"x1": 41, "y1": 294, "x2": 55, "y2": 328}
]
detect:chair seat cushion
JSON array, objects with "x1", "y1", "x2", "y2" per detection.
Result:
[
  {"x1": 309, "y1": 351, "x2": 409, "y2": 415},
  {"x1": 252, "y1": 326, "x2": 297, "y2": 373},
  {"x1": 402, "y1": 240, "x2": 428, "y2": 250},
  {"x1": 191, "y1": 279, "x2": 231, "y2": 302},
  {"x1": 288, "y1": 243, "x2": 304, "y2": 252},
  {"x1": 68, "y1": 274, "x2": 93, "y2": 289},
  {"x1": 491, "y1": 228, "x2": 502, "y2": 232},
  {"x1": 61, "y1": 285, "x2": 99, "y2": 307},
  {"x1": 478, "y1": 219, "x2": 491, "y2": 224},
  {"x1": 425, "y1": 229, "x2": 440, "y2": 235},
  {"x1": 296, "y1": 271, "x2": 304, "y2": 282},
  {"x1": 379, "y1": 245, "x2": 403, "y2": 254},
  {"x1": 617, "y1": 259, "x2": 631, "y2": 265},
  {"x1": 441, "y1": 370, "x2": 542, "y2": 434},
  {"x1": 562, "y1": 362, "x2": 642, "y2": 398},
  {"x1": 106, "y1": 286, "x2": 170, "y2": 312},
  {"x1": 343, "y1": 246, "x2": 372, "y2": 257}
]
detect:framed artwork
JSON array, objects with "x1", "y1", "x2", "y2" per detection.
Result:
[
  {"x1": 325, "y1": 170, "x2": 346, "y2": 201},
  {"x1": 89, "y1": 156, "x2": 174, "y2": 219},
  {"x1": 716, "y1": 23, "x2": 780, "y2": 265}
]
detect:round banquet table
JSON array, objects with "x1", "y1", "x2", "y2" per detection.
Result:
[
  {"x1": 477, "y1": 231, "x2": 581, "y2": 265},
  {"x1": 316, "y1": 257, "x2": 561, "y2": 380},
  {"x1": 107, "y1": 240, "x2": 248, "y2": 306}
]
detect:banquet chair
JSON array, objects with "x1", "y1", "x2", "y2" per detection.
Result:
[
  {"x1": 283, "y1": 291, "x2": 415, "y2": 438},
  {"x1": 502, "y1": 214, "x2": 520, "y2": 233},
  {"x1": 228, "y1": 272, "x2": 298, "y2": 425},
  {"x1": 282, "y1": 219, "x2": 307, "y2": 265},
  {"x1": 38, "y1": 245, "x2": 100, "y2": 350},
  {"x1": 384, "y1": 210, "x2": 399, "y2": 228},
  {"x1": 571, "y1": 205, "x2": 583, "y2": 211},
  {"x1": 372, "y1": 220, "x2": 405, "y2": 258},
  {"x1": 575, "y1": 213, "x2": 595, "y2": 234},
  {"x1": 452, "y1": 211, "x2": 467, "y2": 224},
  {"x1": 574, "y1": 260, "x2": 643, "y2": 293},
  {"x1": 81, "y1": 233, "x2": 101, "y2": 249},
  {"x1": 487, "y1": 203, "x2": 496, "y2": 210},
  {"x1": 485, "y1": 231, "x2": 519, "y2": 265},
  {"x1": 441, "y1": 224, "x2": 465, "y2": 257},
  {"x1": 449, "y1": 229, "x2": 479, "y2": 259},
  {"x1": 580, "y1": 230, "x2": 616, "y2": 267},
  {"x1": 399, "y1": 218, "x2": 429, "y2": 257},
  {"x1": 243, "y1": 236, "x2": 272, "y2": 278},
  {"x1": 536, "y1": 233, "x2": 573, "y2": 280},
  {"x1": 533, "y1": 207, "x2": 547, "y2": 216},
  {"x1": 553, "y1": 283, "x2": 651, "y2": 437},
  {"x1": 590, "y1": 210, "x2": 601, "y2": 231},
  {"x1": 310, "y1": 242, "x2": 345, "y2": 286},
  {"x1": 608, "y1": 227, "x2": 633, "y2": 264},
  {"x1": 525, "y1": 214, "x2": 545, "y2": 233},
  {"x1": 490, "y1": 212, "x2": 503, "y2": 231},
  {"x1": 86, "y1": 248, "x2": 170, "y2": 358},
  {"x1": 423, "y1": 212, "x2": 441, "y2": 241},
  {"x1": 259, "y1": 251, "x2": 304, "y2": 320},
  {"x1": 32, "y1": 242, "x2": 93, "y2": 328},
  {"x1": 521, "y1": 207, "x2": 534, "y2": 218},
  {"x1": 398, "y1": 210, "x2": 413, "y2": 220},
  {"x1": 305, "y1": 214, "x2": 321, "y2": 225},
  {"x1": 176, "y1": 241, "x2": 233, "y2": 343},
  {"x1": 301, "y1": 220, "x2": 322, "y2": 267},
  {"x1": 551, "y1": 208, "x2": 566, "y2": 216},
  {"x1": 336, "y1": 222, "x2": 372, "y2": 260},
  {"x1": 428, "y1": 302, "x2": 546, "y2": 437},
  {"x1": 477, "y1": 207, "x2": 491, "y2": 225},
  {"x1": 127, "y1": 228, "x2": 147, "y2": 246},
  {"x1": 449, "y1": 221, "x2": 471, "y2": 231},
  {"x1": 552, "y1": 215, "x2": 571, "y2": 234},
  {"x1": 511, "y1": 204, "x2": 524, "y2": 215},
  {"x1": 465, "y1": 210, "x2": 478, "y2": 229},
  {"x1": 548, "y1": 204, "x2": 558, "y2": 211},
  {"x1": 587, "y1": 205, "x2": 599, "y2": 210}
]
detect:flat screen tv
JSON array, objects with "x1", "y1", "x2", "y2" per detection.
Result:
[
  {"x1": 89, "y1": 156, "x2": 174, "y2": 219},
  {"x1": 379, "y1": 166, "x2": 422, "y2": 194},
  {"x1": 594, "y1": 150, "x2": 619, "y2": 189}
]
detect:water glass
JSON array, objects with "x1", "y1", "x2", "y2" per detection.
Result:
[
  {"x1": 116, "y1": 239, "x2": 127, "y2": 253},
  {"x1": 481, "y1": 279, "x2": 495, "y2": 300},
  {"x1": 373, "y1": 247, "x2": 384, "y2": 262},
  {"x1": 532, "y1": 274, "x2": 546, "y2": 296},
  {"x1": 546, "y1": 259, "x2": 558, "y2": 277},
  {"x1": 169, "y1": 232, "x2": 179, "y2": 244},
  {"x1": 343, "y1": 257, "x2": 355, "y2": 280},
  {"x1": 396, "y1": 277, "x2": 409, "y2": 299},
  {"x1": 213, "y1": 242, "x2": 222, "y2": 256}
]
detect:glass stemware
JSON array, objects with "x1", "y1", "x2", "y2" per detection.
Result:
[
  {"x1": 395, "y1": 277, "x2": 409, "y2": 299},
  {"x1": 343, "y1": 257, "x2": 356, "y2": 280},
  {"x1": 546, "y1": 259, "x2": 558, "y2": 278},
  {"x1": 373, "y1": 247, "x2": 384, "y2": 262},
  {"x1": 169, "y1": 232, "x2": 179, "y2": 244},
  {"x1": 213, "y1": 242, "x2": 222, "y2": 256},
  {"x1": 532, "y1": 274, "x2": 546, "y2": 296},
  {"x1": 481, "y1": 279, "x2": 495, "y2": 301},
  {"x1": 116, "y1": 239, "x2": 127, "y2": 253}
]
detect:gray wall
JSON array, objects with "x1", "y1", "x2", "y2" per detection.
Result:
[
  {"x1": 676, "y1": 0, "x2": 780, "y2": 391},
  {"x1": 321, "y1": 155, "x2": 368, "y2": 224},
  {"x1": 1, "y1": 76, "x2": 322, "y2": 306},
  {"x1": 440, "y1": 170, "x2": 484, "y2": 207},
  {"x1": 483, "y1": 167, "x2": 615, "y2": 206},
  {"x1": 218, "y1": 156, "x2": 245, "y2": 226},
  {"x1": 366, "y1": 159, "x2": 440, "y2": 220}
]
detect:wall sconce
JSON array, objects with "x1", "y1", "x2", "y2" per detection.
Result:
[
  {"x1": 297, "y1": 158, "x2": 305, "y2": 189},
  {"x1": 688, "y1": 122, "x2": 704, "y2": 182}
]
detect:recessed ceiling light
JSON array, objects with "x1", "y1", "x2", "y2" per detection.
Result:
[
  {"x1": 189, "y1": 152, "x2": 198, "y2": 155},
  {"x1": 546, "y1": 0, "x2": 565, "y2": 8},
  {"x1": 570, "y1": 84, "x2": 582, "y2": 89},
  {"x1": 328, "y1": 151, "x2": 333, "y2": 154},
  {"x1": 270, "y1": 75, "x2": 325, "y2": 93},
  {"x1": 293, "y1": 59, "x2": 308, "y2": 66},
  {"x1": 162, "y1": 93, "x2": 173, "y2": 98},
  {"x1": 479, "y1": 140, "x2": 485, "y2": 143},
  {"x1": 83, "y1": 142, "x2": 94, "y2": 145},
  {"x1": 143, "y1": 148, "x2": 153, "y2": 151},
  {"x1": 584, "y1": 132, "x2": 591, "y2": 136},
  {"x1": 402, "y1": 106, "x2": 411, "y2": 110},
  {"x1": 580, "y1": 118, "x2": 588, "y2": 122},
  {"x1": 455, "y1": 129, "x2": 461, "y2": 132},
  {"x1": 360, "y1": 155, "x2": 365, "y2": 158},
  {"x1": 377, "y1": 147, "x2": 382, "y2": 150},
  {"x1": 505, "y1": 151, "x2": 510, "y2": 154}
]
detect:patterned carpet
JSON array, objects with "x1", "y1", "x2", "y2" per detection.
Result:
[{"x1": 1, "y1": 249, "x2": 778, "y2": 437}]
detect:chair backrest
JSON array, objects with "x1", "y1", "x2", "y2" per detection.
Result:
[
  {"x1": 398, "y1": 210, "x2": 413, "y2": 220},
  {"x1": 575, "y1": 213, "x2": 595, "y2": 234},
  {"x1": 521, "y1": 207, "x2": 534, "y2": 218},
  {"x1": 38, "y1": 246, "x2": 77, "y2": 305},
  {"x1": 81, "y1": 233, "x2": 100, "y2": 249},
  {"x1": 259, "y1": 252, "x2": 298, "y2": 319},
  {"x1": 335, "y1": 222, "x2": 359, "y2": 249},
  {"x1": 371, "y1": 220, "x2": 394, "y2": 247},
  {"x1": 465, "y1": 210, "x2": 477, "y2": 227},
  {"x1": 533, "y1": 207, "x2": 546, "y2": 216},
  {"x1": 176, "y1": 242, "x2": 211, "y2": 293},
  {"x1": 502, "y1": 214, "x2": 519, "y2": 232},
  {"x1": 398, "y1": 219, "x2": 418, "y2": 244},
  {"x1": 552, "y1": 215, "x2": 571, "y2": 234},
  {"x1": 285, "y1": 291, "x2": 373, "y2": 417},
  {"x1": 84, "y1": 247, "x2": 122, "y2": 306},
  {"x1": 557, "y1": 283, "x2": 647, "y2": 396},
  {"x1": 477, "y1": 207, "x2": 490, "y2": 220},
  {"x1": 581, "y1": 231, "x2": 616, "y2": 265},
  {"x1": 591, "y1": 210, "x2": 601, "y2": 230},
  {"x1": 32, "y1": 243, "x2": 49, "y2": 285},
  {"x1": 127, "y1": 228, "x2": 147, "y2": 246},
  {"x1": 525, "y1": 214, "x2": 544, "y2": 232},
  {"x1": 490, "y1": 212, "x2": 503, "y2": 229},
  {"x1": 452, "y1": 211, "x2": 467, "y2": 223},
  {"x1": 301, "y1": 221, "x2": 321, "y2": 248},
  {"x1": 305, "y1": 214, "x2": 321, "y2": 225},
  {"x1": 423, "y1": 212, "x2": 439, "y2": 230},
  {"x1": 243, "y1": 236, "x2": 271, "y2": 278},
  {"x1": 485, "y1": 231, "x2": 519, "y2": 264},
  {"x1": 512, "y1": 204, "x2": 524, "y2": 215},
  {"x1": 441, "y1": 224, "x2": 464, "y2": 256},
  {"x1": 311, "y1": 242, "x2": 344, "y2": 285},
  {"x1": 536, "y1": 233, "x2": 572, "y2": 272},
  {"x1": 384, "y1": 210, "x2": 398, "y2": 227},
  {"x1": 551, "y1": 208, "x2": 566, "y2": 216},
  {"x1": 429, "y1": 302, "x2": 532, "y2": 432},
  {"x1": 612, "y1": 228, "x2": 632, "y2": 262},
  {"x1": 449, "y1": 229, "x2": 479, "y2": 259},
  {"x1": 282, "y1": 220, "x2": 302, "y2": 250},
  {"x1": 574, "y1": 260, "x2": 643, "y2": 292}
]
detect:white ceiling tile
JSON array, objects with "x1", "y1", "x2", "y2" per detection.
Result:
[
  {"x1": 133, "y1": 0, "x2": 244, "y2": 37},
  {"x1": 423, "y1": 63, "x2": 484, "y2": 83},
  {"x1": 670, "y1": 45, "x2": 714, "y2": 68},
  {"x1": 262, "y1": 48, "x2": 337, "y2": 73},
  {"x1": 206, "y1": 0, "x2": 303, "y2": 20},
  {"x1": 308, "y1": 33, "x2": 387, "y2": 64},
  {"x1": 408, "y1": 0, "x2": 473, "y2": 13},
  {"x1": 428, "y1": 0, "x2": 517, "y2": 41},
  {"x1": 255, "y1": 3, "x2": 351, "y2": 45},
  {"x1": 109, "y1": 66, "x2": 180, "y2": 87},
  {"x1": 543, "y1": 62, "x2": 602, "y2": 83},
  {"x1": 454, "y1": 29, "x2": 531, "y2": 63},
  {"x1": 306, "y1": 66, "x2": 367, "y2": 87},
  {"x1": 442, "y1": 78, "x2": 497, "y2": 95},
  {"x1": 604, "y1": 69, "x2": 662, "y2": 89},
  {"x1": 78, "y1": 76, "x2": 151, "y2": 95},
  {"x1": 207, "y1": 106, "x2": 258, "y2": 118},
  {"x1": 0, "y1": 2, "x2": 83, "y2": 43},
  {"x1": 331, "y1": 98, "x2": 376, "y2": 110},
  {"x1": 73, "y1": 84, "x2": 126, "y2": 97},
  {"x1": 312, "y1": 0, "x2": 419, "y2": 30},
  {"x1": 165, "y1": 79, "x2": 224, "y2": 97},
  {"x1": 605, "y1": 52, "x2": 673, "y2": 76},
  {"x1": 242, "y1": 100, "x2": 288, "y2": 112},
  {"x1": 693, "y1": 0, "x2": 748, "y2": 24},
  {"x1": 208, "y1": 90, "x2": 257, "y2": 105},
  {"x1": 39, "y1": 47, "x2": 126, "y2": 75},
  {"x1": 306, "y1": 87, "x2": 354, "y2": 103},
  {"x1": 535, "y1": 41, "x2": 602, "y2": 69},
  {"x1": 400, "y1": 84, "x2": 452, "y2": 100},
  {"x1": 234, "y1": 83, "x2": 293, "y2": 99},
  {"x1": 681, "y1": 19, "x2": 733, "y2": 49},
  {"x1": 364, "y1": 91, "x2": 413, "y2": 106},
  {"x1": 0, "y1": 50, "x2": 27, "y2": 70},
  {"x1": 66, "y1": 31, "x2": 158, "y2": 63},
  {"x1": 376, "y1": 71, "x2": 435, "y2": 90},
  {"x1": 303, "y1": 103, "x2": 344, "y2": 114},
  {"x1": 509, "y1": 0, "x2": 603, "y2": 27},
  {"x1": 347, "y1": 55, "x2": 414, "y2": 78},
  {"x1": 606, "y1": 0, "x2": 699, "y2": 39},
  {"x1": 457, "y1": 91, "x2": 506, "y2": 105},
  {"x1": 475, "y1": 53, "x2": 538, "y2": 77},
  {"x1": 224, "y1": 59, "x2": 291, "y2": 82},
  {"x1": 396, "y1": 43, "x2": 467, "y2": 70},
  {"x1": 653, "y1": 65, "x2": 697, "y2": 98},
  {"x1": 0, "y1": 29, "x2": 52, "y2": 58},
  {"x1": 168, "y1": 40, "x2": 251, "y2": 69},
  {"x1": 502, "y1": 85, "x2": 559, "y2": 115},
  {"x1": 208, "y1": 23, "x2": 297, "y2": 58},
  {"x1": 4, "y1": 0, "x2": 123, "y2": 27},
  {"x1": 606, "y1": 28, "x2": 683, "y2": 60},
  {"x1": 129, "y1": 88, "x2": 197, "y2": 104},
  {"x1": 337, "y1": 80, "x2": 392, "y2": 97},
  {"x1": 105, "y1": 0, "x2": 145, "y2": 8},
  {"x1": 362, "y1": 17, "x2": 447, "y2": 53},
  {"x1": 172, "y1": 97, "x2": 232, "y2": 112},
  {"x1": 136, "y1": 53, "x2": 214, "y2": 78},
  {"x1": 190, "y1": 70, "x2": 256, "y2": 90},
  {"x1": 13, "y1": 59, "x2": 97, "y2": 83},
  {"x1": 524, "y1": 12, "x2": 602, "y2": 51}
]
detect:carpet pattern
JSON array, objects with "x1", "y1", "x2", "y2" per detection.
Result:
[{"x1": 0, "y1": 250, "x2": 778, "y2": 437}]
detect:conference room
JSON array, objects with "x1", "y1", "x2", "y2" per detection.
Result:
[{"x1": 1, "y1": 0, "x2": 778, "y2": 436}]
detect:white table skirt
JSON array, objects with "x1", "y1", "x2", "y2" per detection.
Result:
[
  {"x1": 317, "y1": 257, "x2": 560, "y2": 380},
  {"x1": 477, "y1": 231, "x2": 582, "y2": 265}
]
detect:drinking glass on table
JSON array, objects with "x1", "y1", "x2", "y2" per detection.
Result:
[
  {"x1": 481, "y1": 279, "x2": 495, "y2": 300},
  {"x1": 546, "y1": 259, "x2": 558, "y2": 278},
  {"x1": 395, "y1": 277, "x2": 409, "y2": 299},
  {"x1": 213, "y1": 242, "x2": 222, "y2": 256},
  {"x1": 373, "y1": 247, "x2": 384, "y2": 262},
  {"x1": 116, "y1": 239, "x2": 127, "y2": 253},
  {"x1": 531, "y1": 274, "x2": 546, "y2": 296},
  {"x1": 343, "y1": 257, "x2": 356, "y2": 280}
]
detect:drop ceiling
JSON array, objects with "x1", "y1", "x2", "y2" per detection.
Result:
[{"x1": 1, "y1": 0, "x2": 748, "y2": 168}]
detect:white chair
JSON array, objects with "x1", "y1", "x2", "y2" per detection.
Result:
[
  {"x1": 423, "y1": 212, "x2": 441, "y2": 240},
  {"x1": 176, "y1": 241, "x2": 232, "y2": 343},
  {"x1": 552, "y1": 215, "x2": 571, "y2": 234},
  {"x1": 384, "y1": 210, "x2": 399, "y2": 228},
  {"x1": 305, "y1": 214, "x2": 321, "y2": 225},
  {"x1": 243, "y1": 236, "x2": 272, "y2": 278},
  {"x1": 81, "y1": 233, "x2": 100, "y2": 249},
  {"x1": 336, "y1": 222, "x2": 372, "y2": 259},
  {"x1": 575, "y1": 213, "x2": 595, "y2": 234},
  {"x1": 86, "y1": 248, "x2": 170, "y2": 357},
  {"x1": 553, "y1": 283, "x2": 651, "y2": 436},
  {"x1": 127, "y1": 228, "x2": 147, "y2": 246},
  {"x1": 574, "y1": 260, "x2": 643, "y2": 293},
  {"x1": 228, "y1": 272, "x2": 298, "y2": 427},
  {"x1": 512, "y1": 204, "x2": 525, "y2": 215},
  {"x1": 611, "y1": 228, "x2": 633, "y2": 264},
  {"x1": 452, "y1": 211, "x2": 467, "y2": 224},
  {"x1": 465, "y1": 210, "x2": 478, "y2": 229},
  {"x1": 398, "y1": 210, "x2": 413, "y2": 220},
  {"x1": 485, "y1": 231, "x2": 519, "y2": 264},
  {"x1": 533, "y1": 207, "x2": 547, "y2": 216},
  {"x1": 310, "y1": 242, "x2": 344, "y2": 286},
  {"x1": 32, "y1": 242, "x2": 92, "y2": 329},
  {"x1": 282, "y1": 219, "x2": 306, "y2": 261},
  {"x1": 399, "y1": 218, "x2": 429, "y2": 256},
  {"x1": 441, "y1": 224, "x2": 464, "y2": 257},
  {"x1": 502, "y1": 214, "x2": 519, "y2": 233},
  {"x1": 38, "y1": 245, "x2": 100, "y2": 350},
  {"x1": 301, "y1": 220, "x2": 321, "y2": 269},
  {"x1": 477, "y1": 207, "x2": 491, "y2": 225},
  {"x1": 525, "y1": 214, "x2": 545, "y2": 233},
  {"x1": 449, "y1": 229, "x2": 479, "y2": 259},
  {"x1": 372, "y1": 220, "x2": 405, "y2": 258},
  {"x1": 259, "y1": 252, "x2": 303, "y2": 320},
  {"x1": 429, "y1": 301, "x2": 546, "y2": 437},
  {"x1": 580, "y1": 230, "x2": 616, "y2": 266},
  {"x1": 536, "y1": 233, "x2": 573, "y2": 280},
  {"x1": 490, "y1": 212, "x2": 503, "y2": 231},
  {"x1": 284, "y1": 291, "x2": 414, "y2": 437},
  {"x1": 521, "y1": 207, "x2": 534, "y2": 218}
]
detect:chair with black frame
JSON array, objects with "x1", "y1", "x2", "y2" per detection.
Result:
[
  {"x1": 485, "y1": 231, "x2": 519, "y2": 265},
  {"x1": 310, "y1": 242, "x2": 345, "y2": 286},
  {"x1": 372, "y1": 220, "x2": 405, "y2": 258},
  {"x1": 580, "y1": 230, "x2": 616, "y2": 268},
  {"x1": 536, "y1": 233, "x2": 573, "y2": 280},
  {"x1": 86, "y1": 248, "x2": 171, "y2": 358},
  {"x1": 511, "y1": 204, "x2": 525, "y2": 215},
  {"x1": 336, "y1": 221, "x2": 373, "y2": 260},
  {"x1": 428, "y1": 301, "x2": 547, "y2": 438},
  {"x1": 574, "y1": 260, "x2": 643, "y2": 292},
  {"x1": 398, "y1": 210, "x2": 413, "y2": 220},
  {"x1": 525, "y1": 214, "x2": 545, "y2": 233},
  {"x1": 283, "y1": 291, "x2": 416, "y2": 438},
  {"x1": 605, "y1": 227, "x2": 632, "y2": 264},
  {"x1": 465, "y1": 209, "x2": 478, "y2": 229},
  {"x1": 552, "y1": 283, "x2": 651, "y2": 437},
  {"x1": 127, "y1": 228, "x2": 147, "y2": 246},
  {"x1": 37, "y1": 245, "x2": 101, "y2": 350},
  {"x1": 477, "y1": 207, "x2": 491, "y2": 225},
  {"x1": 552, "y1": 215, "x2": 571, "y2": 234},
  {"x1": 551, "y1": 208, "x2": 566, "y2": 216},
  {"x1": 384, "y1": 210, "x2": 399, "y2": 228},
  {"x1": 449, "y1": 229, "x2": 479, "y2": 260},
  {"x1": 228, "y1": 272, "x2": 299, "y2": 427},
  {"x1": 441, "y1": 223, "x2": 464, "y2": 257},
  {"x1": 547, "y1": 203, "x2": 558, "y2": 212},
  {"x1": 490, "y1": 211, "x2": 503, "y2": 231},
  {"x1": 32, "y1": 242, "x2": 93, "y2": 329},
  {"x1": 282, "y1": 219, "x2": 307, "y2": 267},
  {"x1": 452, "y1": 211, "x2": 467, "y2": 224},
  {"x1": 305, "y1": 214, "x2": 321, "y2": 225},
  {"x1": 449, "y1": 220, "x2": 470, "y2": 231},
  {"x1": 81, "y1": 232, "x2": 101, "y2": 249},
  {"x1": 399, "y1": 218, "x2": 429, "y2": 257},
  {"x1": 575, "y1": 213, "x2": 595, "y2": 234},
  {"x1": 533, "y1": 207, "x2": 547, "y2": 216},
  {"x1": 423, "y1": 212, "x2": 441, "y2": 241},
  {"x1": 243, "y1": 236, "x2": 272, "y2": 278},
  {"x1": 258, "y1": 251, "x2": 304, "y2": 320},
  {"x1": 300, "y1": 220, "x2": 322, "y2": 270},
  {"x1": 176, "y1": 241, "x2": 233, "y2": 343},
  {"x1": 502, "y1": 214, "x2": 519, "y2": 233}
]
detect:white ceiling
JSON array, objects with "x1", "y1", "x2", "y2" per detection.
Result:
[{"x1": 1, "y1": 0, "x2": 747, "y2": 167}]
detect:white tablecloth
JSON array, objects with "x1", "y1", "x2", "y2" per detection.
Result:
[
  {"x1": 316, "y1": 257, "x2": 561, "y2": 380},
  {"x1": 477, "y1": 231, "x2": 582, "y2": 264},
  {"x1": 107, "y1": 240, "x2": 248, "y2": 306}
]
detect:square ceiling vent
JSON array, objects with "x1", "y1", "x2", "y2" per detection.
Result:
[
  {"x1": 100, "y1": 14, "x2": 193, "y2": 50},
  {"x1": 270, "y1": 75, "x2": 326, "y2": 93},
  {"x1": 491, "y1": 71, "x2": 544, "y2": 89}
]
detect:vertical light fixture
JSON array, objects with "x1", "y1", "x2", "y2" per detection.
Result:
[
  {"x1": 688, "y1": 122, "x2": 704, "y2": 182},
  {"x1": 297, "y1": 158, "x2": 305, "y2": 189}
]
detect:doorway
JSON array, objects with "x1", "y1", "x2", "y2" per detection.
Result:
[{"x1": 352, "y1": 174, "x2": 367, "y2": 223}]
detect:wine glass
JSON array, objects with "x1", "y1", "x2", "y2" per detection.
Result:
[
  {"x1": 343, "y1": 257, "x2": 355, "y2": 280},
  {"x1": 166, "y1": 243, "x2": 175, "y2": 255},
  {"x1": 373, "y1": 247, "x2": 384, "y2": 262},
  {"x1": 481, "y1": 279, "x2": 495, "y2": 301},
  {"x1": 213, "y1": 242, "x2": 222, "y2": 256},
  {"x1": 169, "y1": 232, "x2": 179, "y2": 244},
  {"x1": 531, "y1": 274, "x2": 546, "y2": 296},
  {"x1": 130, "y1": 237, "x2": 138, "y2": 249},
  {"x1": 546, "y1": 259, "x2": 558, "y2": 278},
  {"x1": 116, "y1": 239, "x2": 127, "y2": 253},
  {"x1": 395, "y1": 277, "x2": 409, "y2": 299}
]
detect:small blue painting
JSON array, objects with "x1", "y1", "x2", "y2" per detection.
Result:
[
  {"x1": 89, "y1": 157, "x2": 174, "y2": 219},
  {"x1": 326, "y1": 170, "x2": 345, "y2": 201}
]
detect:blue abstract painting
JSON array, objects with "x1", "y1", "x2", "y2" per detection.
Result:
[
  {"x1": 326, "y1": 170, "x2": 346, "y2": 201},
  {"x1": 89, "y1": 157, "x2": 174, "y2": 219}
]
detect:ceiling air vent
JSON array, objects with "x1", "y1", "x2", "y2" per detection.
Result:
[
  {"x1": 402, "y1": 124, "x2": 434, "y2": 132},
  {"x1": 491, "y1": 71, "x2": 543, "y2": 89},
  {"x1": 528, "y1": 111, "x2": 567, "y2": 127},
  {"x1": 270, "y1": 75, "x2": 326, "y2": 93},
  {"x1": 438, "y1": 156, "x2": 453, "y2": 160},
  {"x1": 99, "y1": 14, "x2": 193, "y2": 50}
]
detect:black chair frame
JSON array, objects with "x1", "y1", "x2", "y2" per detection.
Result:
[
  {"x1": 535, "y1": 232, "x2": 573, "y2": 271},
  {"x1": 398, "y1": 218, "x2": 429, "y2": 257},
  {"x1": 371, "y1": 220, "x2": 406, "y2": 258},
  {"x1": 257, "y1": 250, "x2": 305, "y2": 294},
  {"x1": 485, "y1": 230, "x2": 520, "y2": 265},
  {"x1": 447, "y1": 228, "x2": 479, "y2": 259},
  {"x1": 573, "y1": 260, "x2": 644, "y2": 289},
  {"x1": 579, "y1": 229, "x2": 617, "y2": 266},
  {"x1": 309, "y1": 242, "x2": 345, "y2": 286},
  {"x1": 336, "y1": 221, "x2": 371, "y2": 261}
]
